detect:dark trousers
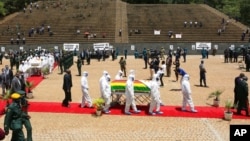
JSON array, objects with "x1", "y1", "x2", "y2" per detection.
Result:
[
  {"x1": 144, "y1": 58, "x2": 148, "y2": 69},
  {"x1": 59, "y1": 65, "x2": 63, "y2": 74},
  {"x1": 183, "y1": 54, "x2": 186, "y2": 62},
  {"x1": 87, "y1": 58, "x2": 90, "y2": 64},
  {"x1": 11, "y1": 129, "x2": 25, "y2": 141},
  {"x1": 200, "y1": 73, "x2": 206, "y2": 86},
  {"x1": 237, "y1": 98, "x2": 249, "y2": 116},
  {"x1": 159, "y1": 74, "x2": 164, "y2": 86},
  {"x1": 23, "y1": 118, "x2": 32, "y2": 141},
  {"x1": 246, "y1": 63, "x2": 250, "y2": 72},
  {"x1": 233, "y1": 92, "x2": 238, "y2": 107},
  {"x1": 166, "y1": 66, "x2": 171, "y2": 77},
  {"x1": 62, "y1": 89, "x2": 71, "y2": 106},
  {"x1": 77, "y1": 67, "x2": 81, "y2": 76}
]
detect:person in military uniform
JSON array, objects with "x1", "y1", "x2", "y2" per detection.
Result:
[
  {"x1": 166, "y1": 54, "x2": 172, "y2": 77},
  {"x1": 142, "y1": 48, "x2": 148, "y2": 69},
  {"x1": 9, "y1": 54, "x2": 15, "y2": 71},
  {"x1": 245, "y1": 53, "x2": 250, "y2": 72},
  {"x1": 4, "y1": 93, "x2": 27, "y2": 141},
  {"x1": 160, "y1": 47, "x2": 165, "y2": 60},
  {"x1": 18, "y1": 90, "x2": 33, "y2": 141},
  {"x1": 119, "y1": 57, "x2": 126, "y2": 77},
  {"x1": 173, "y1": 59, "x2": 180, "y2": 82},
  {"x1": 15, "y1": 55, "x2": 21, "y2": 72},
  {"x1": 0, "y1": 52, "x2": 3, "y2": 65},
  {"x1": 58, "y1": 55, "x2": 64, "y2": 74},
  {"x1": 76, "y1": 56, "x2": 82, "y2": 76}
]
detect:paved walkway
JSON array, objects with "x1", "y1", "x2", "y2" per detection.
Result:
[{"x1": 0, "y1": 54, "x2": 250, "y2": 141}]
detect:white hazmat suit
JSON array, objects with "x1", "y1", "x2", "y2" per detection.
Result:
[
  {"x1": 102, "y1": 75, "x2": 112, "y2": 113},
  {"x1": 48, "y1": 54, "x2": 54, "y2": 73},
  {"x1": 149, "y1": 74, "x2": 163, "y2": 115},
  {"x1": 124, "y1": 74, "x2": 141, "y2": 115},
  {"x1": 115, "y1": 70, "x2": 123, "y2": 80},
  {"x1": 80, "y1": 71, "x2": 92, "y2": 108},
  {"x1": 99, "y1": 71, "x2": 109, "y2": 97},
  {"x1": 181, "y1": 74, "x2": 197, "y2": 113},
  {"x1": 114, "y1": 70, "x2": 123, "y2": 102}
]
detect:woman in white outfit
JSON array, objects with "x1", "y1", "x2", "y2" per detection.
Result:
[
  {"x1": 80, "y1": 71, "x2": 93, "y2": 108},
  {"x1": 181, "y1": 74, "x2": 197, "y2": 113}
]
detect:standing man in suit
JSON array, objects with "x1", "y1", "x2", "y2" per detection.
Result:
[
  {"x1": 5, "y1": 65, "x2": 13, "y2": 91},
  {"x1": 11, "y1": 71, "x2": 22, "y2": 93},
  {"x1": 80, "y1": 49, "x2": 85, "y2": 65},
  {"x1": 62, "y1": 69, "x2": 73, "y2": 107}
]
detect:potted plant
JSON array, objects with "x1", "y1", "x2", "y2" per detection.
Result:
[
  {"x1": 93, "y1": 98, "x2": 105, "y2": 116},
  {"x1": 207, "y1": 90, "x2": 224, "y2": 107},
  {"x1": 25, "y1": 81, "x2": 34, "y2": 99},
  {"x1": 224, "y1": 99, "x2": 233, "y2": 121}
]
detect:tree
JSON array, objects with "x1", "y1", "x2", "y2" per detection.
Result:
[
  {"x1": 240, "y1": 0, "x2": 250, "y2": 25},
  {"x1": 0, "y1": 2, "x2": 6, "y2": 17}
]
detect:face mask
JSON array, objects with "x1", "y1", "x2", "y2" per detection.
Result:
[
  {"x1": 85, "y1": 73, "x2": 88, "y2": 77},
  {"x1": 156, "y1": 78, "x2": 159, "y2": 81},
  {"x1": 131, "y1": 78, "x2": 134, "y2": 81},
  {"x1": 107, "y1": 78, "x2": 110, "y2": 81}
]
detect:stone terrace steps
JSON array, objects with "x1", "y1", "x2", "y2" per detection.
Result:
[
  {"x1": 127, "y1": 4, "x2": 249, "y2": 43},
  {"x1": 0, "y1": 0, "x2": 116, "y2": 45},
  {"x1": 0, "y1": 2, "x2": 249, "y2": 45}
]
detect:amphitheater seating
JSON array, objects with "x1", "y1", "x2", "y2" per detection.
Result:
[
  {"x1": 0, "y1": 1, "x2": 249, "y2": 45},
  {"x1": 127, "y1": 4, "x2": 248, "y2": 43},
  {"x1": 0, "y1": 0, "x2": 116, "y2": 45}
]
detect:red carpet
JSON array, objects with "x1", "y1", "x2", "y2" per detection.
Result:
[
  {"x1": 26, "y1": 75, "x2": 43, "y2": 88},
  {"x1": 1, "y1": 101, "x2": 249, "y2": 119}
]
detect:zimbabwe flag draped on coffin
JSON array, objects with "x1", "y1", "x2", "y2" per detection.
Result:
[{"x1": 111, "y1": 80, "x2": 151, "y2": 93}]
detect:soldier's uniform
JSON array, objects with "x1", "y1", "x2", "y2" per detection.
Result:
[
  {"x1": 19, "y1": 90, "x2": 33, "y2": 141},
  {"x1": 4, "y1": 93, "x2": 25, "y2": 141},
  {"x1": 59, "y1": 55, "x2": 64, "y2": 74},
  {"x1": 160, "y1": 47, "x2": 165, "y2": 60},
  {"x1": 76, "y1": 56, "x2": 82, "y2": 76}
]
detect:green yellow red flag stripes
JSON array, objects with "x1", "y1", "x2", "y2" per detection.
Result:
[{"x1": 111, "y1": 80, "x2": 150, "y2": 93}]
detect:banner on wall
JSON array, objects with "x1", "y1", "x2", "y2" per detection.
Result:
[
  {"x1": 195, "y1": 42, "x2": 211, "y2": 50},
  {"x1": 154, "y1": 30, "x2": 161, "y2": 35},
  {"x1": 63, "y1": 43, "x2": 79, "y2": 51},
  {"x1": 175, "y1": 34, "x2": 182, "y2": 38}
]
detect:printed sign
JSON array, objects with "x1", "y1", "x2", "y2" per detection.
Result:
[
  {"x1": 195, "y1": 42, "x2": 211, "y2": 50},
  {"x1": 63, "y1": 43, "x2": 79, "y2": 51}
]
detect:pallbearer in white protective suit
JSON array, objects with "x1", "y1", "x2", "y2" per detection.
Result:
[
  {"x1": 181, "y1": 74, "x2": 198, "y2": 113},
  {"x1": 99, "y1": 71, "x2": 109, "y2": 97},
  {"x1": 114, "y1": 70, "x2": 123, "y2": 103},
  {"x1": 102, "y1": 75, "x2": 112, "y2": 114},
  {"x1": 124, "y1": 74, "x2": 141, "y2": 115},
  {"x1": 115, "y1": 70, "x2": 123, "y2": 80},
  {"x1": 48, "y1": 54, "x2": 54, "y2": 73},
  {"x1": 148, "y1": 74, "x2": 164, "y2": 115},
  {"x1": 80, "y1": 71, "x2": 93, "y2": 108}
]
